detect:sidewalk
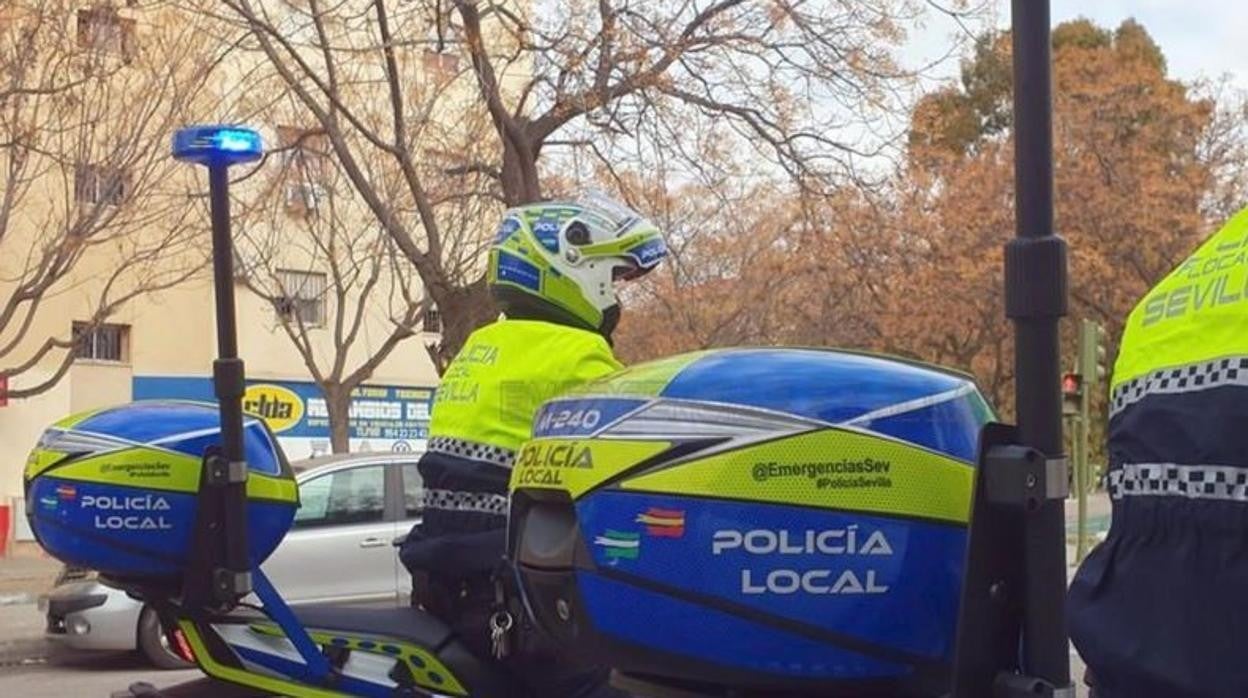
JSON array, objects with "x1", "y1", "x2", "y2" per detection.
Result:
[
  {"x1": 0, "y1": 545, "x2": 60, "y2": 605},
  {"x1": 1064, "y1": 490, "x2": 1111, "y2": 566}
]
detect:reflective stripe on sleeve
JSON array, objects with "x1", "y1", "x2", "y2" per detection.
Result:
[
  {"x1": 428, "y1": 436, "x2": 516, "y2": 469},
  {"x1": 421, "y1": 488, "x2": 509, "y2": 516},
  {"x1": 1109, "y1": 463, "x2": 1248, "y2": 502},
  {"x1": 1110, "y1": 355, "x2": 1248, "y2": 419}
]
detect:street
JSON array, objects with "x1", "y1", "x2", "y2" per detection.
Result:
[
  {"x1": 0, "y1": 599, "x2": 202, "y2": 697},
  {"x1": 0, "y1": 555, "x2": 253, "y2": 698}
]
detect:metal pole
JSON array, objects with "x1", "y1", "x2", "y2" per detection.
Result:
[
  {"x1": 208, "y1": 164, "x2": 250, "y2": 590},
  {"x1": 1007, "y1": 0, "x2": 1072, "y2": 688},
  {"x1": 1074, "y1": 414, "x2": 1087, "y2": 561},
  {"x1": 1075, "y1": 321, "x2": 1094, "y2": 562}
]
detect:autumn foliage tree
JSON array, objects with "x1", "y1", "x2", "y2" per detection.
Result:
[
  {"x1": 891, "y1": 18, "x2": 1247, "y2": 408},
  {"x1": 613, "y1": 179, "x2": 809, "y2": 360},
  {"x1": 619, "y1": 18, "x2": 1248, "y2": 416}
]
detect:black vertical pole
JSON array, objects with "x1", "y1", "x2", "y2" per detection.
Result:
[
  {"x1": 1007, "y1": 0, "x2": 1070, "y2": 688},
  {"x1": 208, "y1": 164, "x2": 251, "y2": 597}
]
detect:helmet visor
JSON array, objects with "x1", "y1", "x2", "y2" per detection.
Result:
[
  {"x1": 613, "y1": 261, "x2": 648, "y2": 282},
  {"x1": 573, "y1": 190, "x2": 644, "y2": 238}
]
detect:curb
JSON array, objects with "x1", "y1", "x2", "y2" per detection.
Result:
[{"x1": 0, "y1": 592, "x2": 34, "y2": 606}]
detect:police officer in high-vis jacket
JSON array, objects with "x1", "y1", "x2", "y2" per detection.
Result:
[
  {"x1": 400, "y1": 192, "x2": 666, "y2": 696},
  {"x1": 1069, "y1": 207, "x2": 1248, "y2": 698}
]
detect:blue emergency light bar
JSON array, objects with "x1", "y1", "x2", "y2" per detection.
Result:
[{"x1": 172, "y1": 125, "x2": 264, "y2": 167}]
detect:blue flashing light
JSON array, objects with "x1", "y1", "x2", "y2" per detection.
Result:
[{"x1": 172, "y1": 125, "x2": 264, "y2": 167}]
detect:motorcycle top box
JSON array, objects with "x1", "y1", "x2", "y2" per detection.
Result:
[
  {"x1": 24, "y1": 401, "x2": 298, "y2": 582},
  {"x1": 508, "y1": 347, "x2": 993, "y2": 697}
]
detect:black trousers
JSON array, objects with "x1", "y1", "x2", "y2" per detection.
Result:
[
  {"x1": 412, "y1": 569, "x2": 623, "y2": 698},
  {"x1": 1069, "y1": 515, "x2": 1248, "y2": 698},
  {"x1": 402, "y1": 451, "x2": 624, "y2": 697}
]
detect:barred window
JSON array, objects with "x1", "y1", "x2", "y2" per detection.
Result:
[
  {"x1": 274, "y1": 269, "x2": 327, "y2": 327},
  {"x1": 422, "y1": 49, "x2": 460, "y2": 80},
  {"x1": 276, "y1": 126, "x2": 329, "y2": 215},
  {"x1": 73, "y1": 322, "x2": 130, "y2": 362},
  {"x1": 77, "y1": 8, "x2": 136, "y2": 60},
  {"x1": 74, "y1": 164, "x2": 131, "y2": 206},
  {"x1": 422, "y1": 305, "x2": 441, "y2": 333}
]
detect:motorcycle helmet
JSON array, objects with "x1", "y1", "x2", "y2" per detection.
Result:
[{"x1": 488, "y1": 191, "x2": 667, "y2": 336}]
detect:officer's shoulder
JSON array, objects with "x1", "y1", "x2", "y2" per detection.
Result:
[{"x1": 495, "y1": 319, "x2": 607, "y2": 346}]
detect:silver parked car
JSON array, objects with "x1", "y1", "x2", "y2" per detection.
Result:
[{"x1": 40, "y1": 451, "x2": 425, "y2": 668}]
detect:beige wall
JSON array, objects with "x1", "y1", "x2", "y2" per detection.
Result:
[
  {"x1": 0, "y1": 369, "x2": 72, "y2": 500},
  {"x1": 130, "y1": 278, "x2": 218, "y2": 376},
  {"x1": 69, "y1": 363, "x2": 134, "y2": 414}
]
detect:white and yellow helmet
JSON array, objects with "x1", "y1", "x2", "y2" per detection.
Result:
[{"x1": 488, "y1": 192, "x2": 667, "y2": 334}]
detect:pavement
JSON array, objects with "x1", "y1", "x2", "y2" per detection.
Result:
[
  {"x1": 0, "y1": 546, "x2": 60, "y2": 674},
  {"x1": 0, "y1": 599, "x2": 279, "y2": 698},
  {"x1": 0, "y1": 547, "x2": 60, "y2": 606},
  {"x1": 0, "y1": 570, "x2": 239, "y2": 697}
]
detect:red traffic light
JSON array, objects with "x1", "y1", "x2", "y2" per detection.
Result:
[{"x1": 1062, "y1": 373, "x2": 1082, "y2": 396}]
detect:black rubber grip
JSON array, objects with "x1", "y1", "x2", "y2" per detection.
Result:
[{"x1": 1004, "y1": 235, "x2": 1068, "y2": 320}]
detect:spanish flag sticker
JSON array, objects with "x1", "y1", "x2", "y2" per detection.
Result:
[{"x1": 636, "y1": 508, "x2": 685, "y2": 538}]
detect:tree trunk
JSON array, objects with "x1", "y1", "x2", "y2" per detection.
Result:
[
  {"x1": 427, "y1": 276, "x2": 496, "y2": 373},
  {"x1": 323, "y1": 385, "x2": 353, "y2": 454},
  {"x1": 499, "y1": 136, "x2": 543, "y2": 206}
]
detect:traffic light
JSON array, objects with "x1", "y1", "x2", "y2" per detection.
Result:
[
  {"x1": 1062, "y1": 371, "x2": 1082, "y2": 415},
  {"x1": 1070, "y1": 319, "x2": 1109, "y2": 565},
  {"x1": 1079, "y1": 319, "x2": 1109, "y2": 391}
]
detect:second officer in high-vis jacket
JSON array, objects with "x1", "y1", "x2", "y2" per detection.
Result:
[
  {"x1": 1069, "y1": 207, "x2": 1248, "y2": 698},
  {"x1": 400, "y1": 192, "x2": 666, "y2": 696}
]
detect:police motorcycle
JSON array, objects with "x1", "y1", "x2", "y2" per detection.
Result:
[{"x1": 22, "y1": 2, "x2": 1076, "y2": 696}]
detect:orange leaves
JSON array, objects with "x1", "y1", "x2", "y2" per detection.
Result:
[{"x1": 618, "y1": 17, "x2": 1245, "y2": 418}]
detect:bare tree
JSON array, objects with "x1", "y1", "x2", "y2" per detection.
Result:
[
  {"x1": 187, "y1": 0, "x2": 963, "y2": 365},
  {"x1": 0, "y1": 1, "x2": 218, "y2": 398},
  {"x1": 233, "y1": 125, "x2": 432, "y2": 452}
]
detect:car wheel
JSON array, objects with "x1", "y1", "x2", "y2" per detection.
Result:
[{"x1": 137, "y1": 606, "x2": 191, "y2": 670}]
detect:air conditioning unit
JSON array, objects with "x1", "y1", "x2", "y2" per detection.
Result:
[{"x1": 283, "y1": 182, "x2": 321, "y2": 212}]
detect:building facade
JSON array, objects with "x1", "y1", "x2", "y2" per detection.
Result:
[{"x1": 0, "y1": 1, "x2": 477, "y2": 543}]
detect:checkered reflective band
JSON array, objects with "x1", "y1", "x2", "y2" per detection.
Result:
[
  {"x1": 427, "y1": 436, "x2": 516, "y2": 469},
  {"x1": 422, "y1": 488, "x2": 510, "y2": 516},
  {"x1": 1108, "y1": 463, "x2": 1248, "y2": 502},
  {"x1": 1110, "y1": 355, "x2": 1248, "y2": 419}
]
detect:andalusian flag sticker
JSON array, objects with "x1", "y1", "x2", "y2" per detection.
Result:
[
  {"x1": 636, "y1": 508, "x2": 685, "y2": 538},
  {"x1": 594, "y1": 530, "x2": 640, "y2": 560}
]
